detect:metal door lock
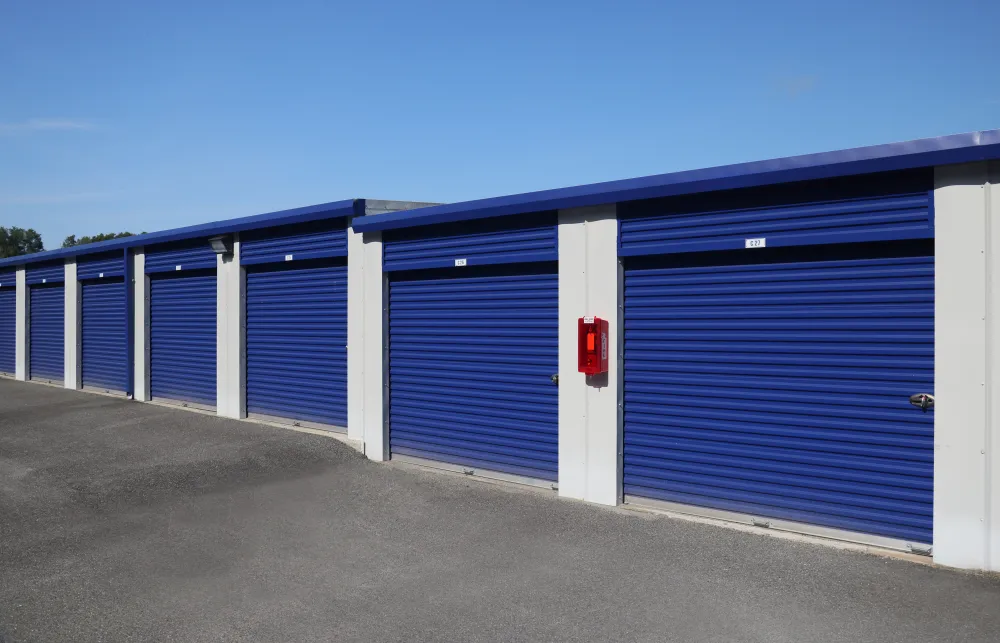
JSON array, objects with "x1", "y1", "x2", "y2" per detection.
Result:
[
  {"x1": 909, "y1": 393, "x2": 934, "y2": 412},
  {"x1": 550, "y1": 374, "x2": 559, "y2": 385}
]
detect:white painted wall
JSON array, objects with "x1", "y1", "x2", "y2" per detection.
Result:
[
  {"x1": 347, "y1": 222, "x2": 365, "y2": 443},
  {"x1": 15, "y1": 267, "x2": 26, "y2": 381},
  {"x1": 933, "y1": 161, "x2": 1000, "y2": 571},
  {"x1": 216, "y1": 238, "x2": 245, "y2": 418},
  {"x1": 361, "y1": 231, "x2": 387, "y2": 461},
  {"x1": 557, "y1": 205, "x2": 621, "y2": 505},
  {"x1": 132, "y1": 250, "x2": 150, "y2": 401},
  {"x1": 64, "y1": 260, "x2": 81, "y2": 389}
]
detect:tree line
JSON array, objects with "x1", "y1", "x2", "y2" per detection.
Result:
[{"x1": 0, "y1": 227, "x2": 138, "y2": 259}]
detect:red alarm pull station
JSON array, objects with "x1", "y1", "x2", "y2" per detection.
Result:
[{"x1": 578, "y1": 316, "x2": 609, "y2": 375}]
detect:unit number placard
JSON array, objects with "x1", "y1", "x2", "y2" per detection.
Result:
[
  {"x1": 454, "y1": 258, "x2": 468, "y2": 267},
  {"x1": 745, "y1": 238, "x2": 766, "y2": 249}
]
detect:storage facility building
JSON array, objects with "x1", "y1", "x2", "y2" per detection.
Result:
[{"x1": 2, "y1": 130, "x2": 999, "y2": 572}]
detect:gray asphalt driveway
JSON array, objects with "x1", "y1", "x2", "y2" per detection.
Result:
[{"x1": 1, "y1": 379, "x2": 998, "y2": 643}]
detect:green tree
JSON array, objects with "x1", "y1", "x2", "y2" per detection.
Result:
[
  {"x1": 62, "y1": 231, "x2": 136, "y2": 248},
  {"x1": 0, "y1": 226, "x2": 44, "y2": 258}
]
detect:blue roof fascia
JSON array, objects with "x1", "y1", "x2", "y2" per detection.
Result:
[
  {"x1": 352, "y1": 129, "x2": 1000, "y2": 233},
  {"x1": 0, "y1": 199, "x2": 360, "y2": 269}
]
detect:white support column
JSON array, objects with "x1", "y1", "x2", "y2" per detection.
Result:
[
  {"x1": 133, "y1": 250, "x2": 150, "y2": 401},
  {"x1": 216, "y1": 238, "x2": 245, "y2": 418},
  {"x1": 64, "y1": 259, "x2": 81, "y2": 389},
  {"x1": 15, "y1": 267, "x2": 27, "y2": 381},
  {"x1": 933, "y1": 161, "x2": 1000, "y2": 571},
  {"x1": 362, "y1": 231, "x2": 387, "y2": 461},
  {"x1": 990, "y1": 168, "x2": 1000, "y2": 571},
  {"x1": 347, "y1": 221, "x2": 365, "y2": 443},
  {"x1": 557, "y1": 204, "x2": 621, "y2": 506}
]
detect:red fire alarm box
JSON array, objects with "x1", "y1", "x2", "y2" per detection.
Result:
[{"x1": 578, "y1": 316, "x2": 609, "y2": 375}]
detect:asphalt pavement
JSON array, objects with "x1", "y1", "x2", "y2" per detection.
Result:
[{"x1": 1, "y1": 379, "x2": 998, "y2": 642}]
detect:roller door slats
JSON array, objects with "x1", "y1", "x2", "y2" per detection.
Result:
[
  {"x1": 626, "y1": 434, "x2": 930, "y2": 480},
  {"x1": 623, "y1": 193, "x2": 927, "y2": 231},
  {"x1": 626, "y1": 394, "x2": 931, "y2": 425},
  {"x1": 627, "y1": 426, "x2": 930, "y2": 460},
  {"x1": 246, "y1": 264, "x2": 347, "y2": 428},
  {"x1": 625, "y1": 353, "x2": 927, "y2": 371},
  {"x1": 628, "y1": 483, "x2": 926, "y2": 543},
  {"x1": 629, "y1": 405, "x2": 930, "y2": 441},
  {"x1": 150, "y1": 273, "x2": 216, "y2": 406},
  {"x1": 393, "y1": 404, "x2": 555, "y2": 435},
  {"x1": 390, "y1": 393, "x2": 555, "y2": 423},
  {"x1": 619, "y1": 176, "x2": 932, "y2": 256},
  {"x1": 26, "y1": 262, "x2": 65, "y2": 285},
  {"x1": 628, "y1": 276, "x2": 932, "y2": 297},
  {"x1": 81, "y1": 279, "x2": 127, "y2": 391},
  {"x1": 627, "y1": 420, "x2": 930, "y2": 461},
  {"x1": 625, "y1": 476, "x2": 931, "y2": 534},
  {"x1": 626, "y1": 464, "x2": 930, "y2": 517},
  {"x1": 392, "y1": 381, "x2": 553, "y2": 403},
  {"x1": 624, "y1": 452, "x2": 930, "y2": 493},
  {"x1": 241, "y1": 220, "x2": 348, "y2": 264},
  {"x1": 625, "y1": 362, "x2": 929, "y2": 385},
  {"x1": 627, "y1": 306, "x2": 931, "y2": 320},
  {"x1": 392, "y1": 417, "x2": 559, "y2": 443},
  {"x1": 0, "y1": 288, "x2": 15, "y2": 374},
  {"x1": 623, "y1": 253, "x2": 934, "y2": 543},
  {"x1": 146, "y1": 241, "x2": 217, "y2": 273},
  {"x1": 626, "y1": 381, "x2": 927, "y2": 407},
  {"x1": 624, "y1": 213, "x2": 929, "y2": 247},
  {"x1": 627, "y1": 371, "x2": 926, "y2": 395},
  {"x1": 78, "y1": 253, "x2": 126, "y2": 280},
  {"x1": 392, "y1": 444, "x2": 555, "y2": 481},
  {"x1": 29, "y1": 285, "x2": 64, "y2": 381},
  {"x1": 389, "y1": 271, "x2": 558, "y2": 481},
  {"x1": 392, "y1": 431, "x2": 558, "y2": 463},
  {"x1": 384, "y1": 215, "x2": 558, "y2": 271}
]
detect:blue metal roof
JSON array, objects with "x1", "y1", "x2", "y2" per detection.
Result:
[
  {"x1": 353, "y1": 129, "x2": 1000, "y2": 233},
  {"x1": 0, "y1": 199, "x2": 360, "y2": 269}
]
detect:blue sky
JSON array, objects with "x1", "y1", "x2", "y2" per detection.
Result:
[{"x1": 2, "y1": 1, "x2": 998, "y2": 249}]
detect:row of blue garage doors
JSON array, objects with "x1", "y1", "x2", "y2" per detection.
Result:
[
  {"x1": 384, "y1": 170, "x2": 934, "y2": 547},
  {"x1": 0, "y1": 221, "x2": 350, "y2": 433},
  {"x1": 1, "y1": 170, "x2": 934, "y2": 547},
  {"x1": 143, "y1": 220, "x2": 349, "y2": 428},
  {"x1": 0, "y1": 260, "x2": 127, "y2": 389}
]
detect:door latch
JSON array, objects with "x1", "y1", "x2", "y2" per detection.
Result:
[
  {"x1": 909, "y1": 393, "x2": 934, "y2": 412},
  {"x1": 550, "y1": 374, "x2": 559, "y2": 385}
]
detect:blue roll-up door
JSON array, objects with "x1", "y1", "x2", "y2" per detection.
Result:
[
  {"x1": 150, "y1": 272, "x2": 216, "y2": 407},
  {"x1": 0, "y1": 286, "x2": 14, "y2": 375},
  {"x1": 622, "y1": 251, "x2": 934, "y2": 545},
  {"x1": 29, "y1": 285, "x2": 64, "y2": 383},
  {"x1": 246, "y1": 262, "x2": 347, "y2": 428},
  {"x1": 388, "y1": 267, "x2": 559, "y2": 482},
  {"x1": 81, "y1": 279, "x2": 127, "y2": 392}
]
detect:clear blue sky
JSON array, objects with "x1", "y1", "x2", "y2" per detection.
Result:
[{"x1": 2, "y1": 1, "x2": 998, "y2": 249}]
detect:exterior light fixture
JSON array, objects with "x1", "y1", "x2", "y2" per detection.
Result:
[{"x1": 208, "y1": 235, "x2": 233, "y2": 256}]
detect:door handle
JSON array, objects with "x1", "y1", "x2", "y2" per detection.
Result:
[{"x1": 909, "y1": 393, "x2": 934, "y2": 412}]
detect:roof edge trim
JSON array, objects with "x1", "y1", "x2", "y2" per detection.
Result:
[{"x1": 352, "y1": 129, "x2": 1000, "y2": 233}]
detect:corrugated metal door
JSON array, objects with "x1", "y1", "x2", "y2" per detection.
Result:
[
  {"x1": 149, "y1": 272, "x2": 216, "y2": 407},
  {"x1": 246, "y1": 262, "x2": 347, "y2": 428},
  {"x1": 622, "y1": 252, "x2": 934, "y2": 545},
  {"x1": 388, "y1": 268, "x2": 559, "y2": 482},
  {"x1": 0, "y1": 286, "x2": 14, "y2": 375},
  {"x1": 81, "y1": 279, "x2": 127, "y2": 392},
  {"x1": 29, "y1": 285, "x2": 64, "y2": 383}
]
